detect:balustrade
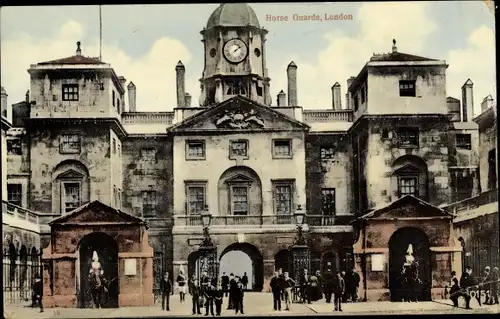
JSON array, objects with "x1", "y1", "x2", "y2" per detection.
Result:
[
  {"x1": 444, "y1": 189, "x2": 498, "y2": 215},
  {"x1": 2, "y1": 201, "x2": 39, "y2": 225}
]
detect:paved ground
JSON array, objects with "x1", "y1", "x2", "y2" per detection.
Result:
[{"x1": 4, "y1": 292, "x2": 499, "y2": 318}]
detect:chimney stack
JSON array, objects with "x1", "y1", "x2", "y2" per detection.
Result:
[
  {"x1": 25, "y1": 90, "x2": 30, "y2": 103},
  {"x1": 481, "y1": 94, "x2": 494, "y2": 113},
  {"x1": 185, "y1": 93, "x2": 192, "y2": 107},
  {"x1": 287, "y1": 61, "x2": 298, "y2": 107},
  {"x1": 76, "y1": 41, "x2": 82, "y2": 56},
  {"x1": 392, "y1": 39, "x2": 397, "y2": 53},
  {"x1": 1, "y1": 87, "x2": 7, "y2": 118},
  {"x1": 118, "y1": 77, "x2": 127, "y2": 112},
  {"x1": 332, "y1": 82, "x2": 342, "y2": 110},
  {"x1": 345, "y1": 77, "x2": 356, "y2": 109},
  {"x1": 127, "y1": 82, "x2": 136, "y2": 112},
  {"x1": 461, "y1": 79, "x2": 474, "y2": 122},
  {"x1": 277, "y1": 90, "x2": 287, "y2": 106},
  {"x1": 176, "y1": 61, "x2": 186, "y2": 108}
]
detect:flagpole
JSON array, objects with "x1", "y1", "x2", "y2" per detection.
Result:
[{"x1": 99, "y1": 5, "x2": 102, "y2": 61}]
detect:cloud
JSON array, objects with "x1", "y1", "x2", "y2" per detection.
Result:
[
  {"x1": 447, "y1": 25, "x2": 496, "y2": 116},
  {"x1": 1, "y1": 20, "x2": 197, "y2": 112}
]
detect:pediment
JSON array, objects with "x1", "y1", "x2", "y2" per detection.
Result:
[
  {"x1": 225, "y1": 174, "x2": 254, "y2": 185},
  {"x1": 360, "y1": 195, "x2": 453, "y2": 220},
  {"x1": 168, "y1": 96, "x2": 309, "y2": 133},
  {"x1": 394, "y1": 164, "x2": 421, "y2": 175},
  {"x1": 57, "y1": 169, "x2": 85, "y2": 179},
  {"x1": 49, "y1": 201, "x2": 145, "y2": 225}
]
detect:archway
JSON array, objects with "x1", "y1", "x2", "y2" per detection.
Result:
[
  {"x1": 388, "y1": 227, "x2": 431, "y2": 302},
  {"x1": 274, "y1": 249, "x2": 291, "y2": 274},
  {"x1": 78, "y1": 232, "x2": 119, "y2": 308},
  {"x1": 219, "y1": 243, "x2": 264, "y2": 291}
]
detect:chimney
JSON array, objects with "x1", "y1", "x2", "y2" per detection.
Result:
[
  {"x1": 185, "y1": 93, "x2": 192, "y2": 107},
  {"x1": 1, "y1": 87, "x2": 7, "y2": 118},
  {"x1": 345, "y1": 77, "x2": 356, "y2": 109},
  {"x1": 392, "y1": 39, "x2": 397, "y2": 53},
  {"x1": 287, "y1": 61, "x2": 298, "y2": 107},
  {"x1": 118, "y1": 77, "x2": 127, "y2": 112},
  {"x1": 277, "y1": 90, "x2": 286, "y2": 106},
  {"x1": 76, "y1": 41, "x2": 82, "y2": 56},
  {"x1": 332, "y1": 82, "x2": 342, "y2": 110},
  {"x1": 25, "y1": 90, "x2": 30, "y2": 103},
  {"x1": 481, "y1": 94, "x2": 494, "y2": 112},
  {"x1": 127, "y1": 82, "x2": 136, "y2": 112},
  {"x1": 176, "y1": 61, "x2": 186, "y2": 108},
  {"x1": 461, "y1": 79, "x2": 474, "y2": 122}
]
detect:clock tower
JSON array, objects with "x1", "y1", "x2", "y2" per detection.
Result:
[{"x1": 199, "y1": 3, "x2": 272, "y2": 107}]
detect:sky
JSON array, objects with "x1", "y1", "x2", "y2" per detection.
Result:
[{"x1": 0, "y1": 2, "x2": 496, "y2": 116}]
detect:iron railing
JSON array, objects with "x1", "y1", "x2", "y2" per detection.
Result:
[{"x1": 3, "y1": 248, "x2": 43, "y2": 305}]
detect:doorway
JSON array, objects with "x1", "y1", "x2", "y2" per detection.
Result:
[{"x1": 219, "y1": 243, "x2": 264, "y2": 291}]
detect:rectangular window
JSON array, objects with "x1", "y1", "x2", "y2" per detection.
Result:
[
  {"x1": 112, "y1": 91, "x2": 116, "y2": 106},
  {"x1": 273, "y1": 181, "x2": 293, "y2": 215},
  {"x1": 186, "y1": 140, "x2": 206, "y2": 160},
  {"x1": 7, "y1": 184, "x2": 22, "y2": 206},
  {"x1": 140, "y1": 147, "x2": 156, "y2": 161},
  {"x1": 399, "y1": 80, "x2": 416, "y2": 97},
  {"x1": 353, "y1": 95, "x2": 359, "y2": 111},
  {"x1": 273, "y1": 139, "x2": 292, "y2": 158},
  {"x1": 117, "y1": 144, "x2": 121, "y2": 157},
  {"x1": 455, "y1": 134, "x2": 472, "y2": 150},
  {"x1": 62, "y1": 84, "x2": 79, "y2": 101},
  {"x1": 117, "y1": 188, "x2": 122, "y2": 209},
  {"x1": 7, "y1": 139, "x2": 22, "y2": 155},
  {"x1": 399, "y1": 177, "x2": 417, "y2": 197},
  {"x1": 142, "y1": 191, "x2": 156, "y2": 217},
  {"x1": 59, "y1": 134, "x2": 81, "y2": 154},
  {"x1": 320, "y1": 147, "x2": 335, "y2": 159},
  {"x1": 112, "y1": 138, "x2": 117, "y2": 154},
  {"x1": 398, "y1": 127, "x2": 419, "y2": 148},
  {"x1": 488, "y1": 149, "x2": 497, "y2": 190},
  {"x1": 186, "y1": 184, "x2": 206, "y2": 215},
  {"x1": 63, "y1": 182, "x2": 81, "y2": 213},
  {"x1": 361, "y1": 86, "x2": 366, "y2": 104},
  {"x1": 117, "y1": 99, "x2": 121, "y2": 113},
  {"x1": 113, "y1": 185, "x2": 117, "y2": 207},
  {"x1": 230, "y1": 140, "x2": 248, "y2": 158},
  {"x1": 456, "y1": 174, "x2": 473, "y2": 201},
  {"x1": 321, "y1": 188, "x2": 336, "y2": 216},
  {"x1": 232, "y1": 186, "x2": 249, "y2": 215}
]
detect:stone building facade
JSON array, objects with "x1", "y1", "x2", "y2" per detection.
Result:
[{"x1": 2, "y1": 3, "x2": 493, "y2": 305}]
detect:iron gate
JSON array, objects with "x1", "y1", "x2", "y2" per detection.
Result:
[
  {"x1": 3, "y1": 245, "x2": 43, "y2": 305},
  {"x1": 153, "y1": 251, "x2": 164, "y2": 304}
]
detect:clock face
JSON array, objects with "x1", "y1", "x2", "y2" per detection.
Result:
[{"x1": 223, "y1": 39, "x2": 248, "y2": 64}]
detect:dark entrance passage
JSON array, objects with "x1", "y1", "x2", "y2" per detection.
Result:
[
  {"x1": 219, "y1": 243, "x2": 264, "y2": 292},
  {"x1": 274, "y1": 249, "x2": 292, "y2": 274},
  {"x1": 389, "y1": 227, "x2": 431, "y2": 302},
  {"x1": 321, "y1": 251, "x2": 337, "y2": 274},
  {"x1": 78, "y1": 232, "x2": 119, "y2": 308}
]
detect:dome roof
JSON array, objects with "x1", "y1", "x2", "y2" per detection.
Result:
[{"x1": 206, "y1": 3, "x2": 260, "y2": 29}]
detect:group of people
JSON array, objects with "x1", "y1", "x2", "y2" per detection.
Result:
[
  {"x1": 449, "y1": 265, "x2": 499, "y2": 309},
  {"x1": 160, "y1": 270, "x2": 247, "y2": 315},
  {"x1": 270, "y1": 264, "x2": 360, "y2": 312}
]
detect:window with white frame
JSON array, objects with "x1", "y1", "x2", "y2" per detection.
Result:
[
  {"x1": 230, "y1": 140, "x2": 248, "y2": 158},
  {"x1": 320, "y1": 147, "x2": 335, "y2": 159},
  {"x1": 272, "y1": 139, "x2": 292, "y2": 158},
  {"x1": 186, "y1": 140, "x2": 206, "y2": 160},
  {"x1": 7, "y1": 139, "x2": 22, "y2": 155},
  {"x1": 399, "y1": 177, "x2": 417, "y2": 197},
  {"x1": 59, "y1": 134, "x2": 81, "y2": 154},
  {"x1": 186, "y1": 182, "x2": 206, "y2": 214},
  {"x1": 7, "y1": 184, "x2": 22, "y2": 206},
  {"x1": 142, "y1": 191, "x2": 156, "y2": 217},
  {"x1": 62, "y1": 182, "x2": 81, "y2": 213},
  {"x1": 273, "y1": 180, "x2": 294, "y2": 214},
  {"x1": 62, "y1": 84, "x2": 79, "y2": 101},
  {"x1": 231, "y1": 187, "x2": 249, "y2": 215},
  {"x1": 398, "y1": 127, "x2": 419, "y2": 148},
  {"x1": 321, "y1": 188, "x2": 336, "y2": 216}
]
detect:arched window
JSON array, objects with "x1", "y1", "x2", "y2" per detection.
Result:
[
  {"x1": 52, "y1": 160, "x2": 90, "y2": 215},
  {"x1": 226, "y1": 81, "x2": 246, "y2": 95},
  {"x1": 391, "y1": 155, "x2": 428, "y2": 200}
]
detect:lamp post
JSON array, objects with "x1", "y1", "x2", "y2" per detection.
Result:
[
  {"x1": 197, "y1": 205, "x2": 218, "y2": 284},
  {"x1": 290, "y1": 205, "x2": 310, "y2": 289}
]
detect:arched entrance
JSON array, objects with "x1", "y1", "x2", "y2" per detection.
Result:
[
  {"x1": 388, "y1": 227, "x2": 431, "y2": 302},
  {"x1": 274, "y1": 249, "x2": 291, "y2": 274},
  {"x1": 219, "y1": 243, "x2": 264, "y2": 291},
  {"x1": 78, "y1": 232, "x2": 119, "y2": 308}
]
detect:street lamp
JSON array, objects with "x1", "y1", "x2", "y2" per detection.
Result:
[
  {"x1": 290, "y1": 204, "x2": 310, "y2": 295},
  {"x1": 200, "y1": 205, "x2": 213, "y2": 247},
  {"x1": 294, "y1": 205, "x2": 306, "y2": 245},
  {"x1": 197, "y1": 205, "x2": 217, "y2": 285}
]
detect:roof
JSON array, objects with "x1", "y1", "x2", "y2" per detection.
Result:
[
  {"x1": 206, "y1": 3, "x2": 260, "y2": 29},
  {"x1": 37, "y1": 55, "x2": 105, "y2": 65},
  {"x1": 358, "y1": 195, "x2": 454, "y2": 219},
  {"x1": 370, "y1": 52, "x2": 438, "y2": 62}
]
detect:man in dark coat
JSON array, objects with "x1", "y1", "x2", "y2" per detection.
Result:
[
  {"x1": 270, "y1": 271, "x2": 282, "y2": 311},
  {"x1": 214, "y1": 284, "x2": 224, "y2": 316},
  {"x1": 160, "y1": 271, "x2": 173, "y2": 311},
  {"x1": 350, "y1": 268, "x2": 361, "y2": 302},
  {"x1": 333, "y1": 271, "x2": 345, "y2": 311},
  {"x1": 221, "y1": 272, "x2": 230, "y2": 297},
  {"x1": 32, "y1": 274, "x2": 44, "y2": 313},
  {"x1": 323, "y1": 266, "x2": 335, "y2": 303},
  {"x1": 204, "y1": 282, "x2": 215, "y2": 316},
  {"x1": 189, "y1": 277, "x2": 202, "y2": 315},
  {"x1": 489, "y1": 267, "x2": 499, "y2": 305},
  {"x1": 241, "y1": 272, "x2": 249, "y2": 291},
  {"x1": 460, "y1": 265, "x2": 475, "y2": 310},
  {"x1": 233, "y1": 277, "x2": 245, "y2": 314},
  {"x1": 227, "y1": 273, "x2": 236, "y2": 310},
  {"x1": 299, "y1": 269, "x2": 311, "y2": 304},
  {"x1": 89, "y1": 268, "x2": 108, "y2": 309}
]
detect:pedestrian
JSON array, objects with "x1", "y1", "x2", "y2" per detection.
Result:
[
  {"x1": 459, "y1": 265, "x2": 475, "y2": 310},
  {"x1": 323, "y1": 266, "x2": 335, "y2": 303},
  {"x1": 234, "y1": 276, "x2": 245, "y2": 314},
  {"x1": 177, "y1": 269, "x2": 187, "y2": 303},
  {"x1": 333, "y1": 271, "x2": 345, "y2": 311},
  {"x1": 88, "y1": 267, "x2": 107, "y2": 309},
  {"x1": 315, "y1": 270, "x2": 324, "y2": 301},
  {"x1": 160, "y1": 271, "x2": 173, "y2": 311},
  {"x1": 278, "y1": 268, "x2": 285, "y2": 301},
  {"x1": 227, "y1": 273, "x2": 236, "y2": 310},
  {"x1": 283, "y1": 272, "x2": 296, "y2": 311},
  {"x1": 221, "y1": 272, "x2": 230, "y2": 297},
  {"x1": 309, "y1": 271, "x2": 320, "y2": 302},
  {"x1": 489, "y1": 267, "x2": 499, "y2": 305},
  {"x1": 449, "y1": 277, "x2": 461, "y2": 307},
  {"x1": 189, "y1": 278, "x2": 202, "y2": 315},
  {"x1": 270, "y1": 271, "x2": 282, "y2": 311},
  {"x1": 341, "y1": 270, "x2": 347, "y2": 303},
  {"x1": 204, "y1": 282, "x2": 215, "y2": 316},
  {"x1": 241, "y1": 272, "x2": 249, "y2": 291},
  {"x1": 481, "y1": 266, "x2": 492, "y2": 304},
  {"x1": 214, "y1": 283, "x2": 224, "y2": 316},
  {"x1": 32, "y1": 273, "x2": 43, "y2": 313},
  {"x1": 350, "y1": 268, "x2": 360, "y2": 302},
  {"x1": 299, "y1": 268, "x2": 311, "y2": 304}
]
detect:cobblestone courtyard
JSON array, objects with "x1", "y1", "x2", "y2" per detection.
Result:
[{"x1": 4, "y1": 292, "x2": 499, "y2": 318}]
